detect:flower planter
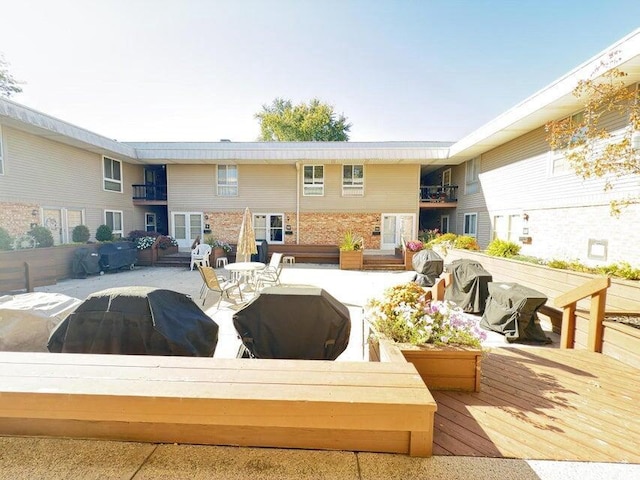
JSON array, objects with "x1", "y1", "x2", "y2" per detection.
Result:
[
  {"x1": 370, "y1": 337, "x2": 482, "y2": 392},
  {"x1": 339, "y1": 250, "x2": 363, "y2": 270},
  {"x1": 136, "y1": 248, "x2": 154, "y2": 266},
  {"x1": 404, "y1": 250, "x2": 417, "y2": 270}
]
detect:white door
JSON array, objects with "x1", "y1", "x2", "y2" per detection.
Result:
[
  {"x1": 42, "y1": 208, "x2": 63, "y2": 245},
  {"x1": 381, "y1": 214, "x2": 415, "y2": 250},
  {"x1": 440, "y1": 215, "x2": 450, "y2": 234},
  {"x1": 171, "y1": 212, "x2": 203, "y2": 249},
  {"x1": 145, "y1": 212, "x2": 157, "y2": 232}
]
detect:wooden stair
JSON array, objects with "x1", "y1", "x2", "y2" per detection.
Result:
[
  {"x1": 362, "y1": 254, "x2": 405, "y2": 271},
  {"x1": 153, "y1": 252, "x2": 191, "y2": 268}
]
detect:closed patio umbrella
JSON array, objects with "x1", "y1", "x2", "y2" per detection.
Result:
[{"x1": 237, "y1": 207, "x2": 258, "y2": 262}]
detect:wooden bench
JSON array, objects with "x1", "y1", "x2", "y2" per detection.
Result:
[
  {"x1": 268, "y1": 244, "x2": 340, "y2": 264},
  {"x1": 0, "y1": 352, "x2": 437, "y2": 457}
]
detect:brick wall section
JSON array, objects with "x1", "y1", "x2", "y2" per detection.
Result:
[
  {"x1": 520, "y1": 204, "x2": 640, "y2": 267},
  {"x1": 0, "y1": 202, "x2": 40, "y2": 237},
  {"x1": 205, "y1": 210, "x2": 382, "y2": 248}
]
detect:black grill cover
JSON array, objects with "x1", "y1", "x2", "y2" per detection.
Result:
[
  {"x1": 72, "y1": 247, "x2": 101, "y2": 277},
  {"x1": 233, "y1": 285, "x2": 351, "y2": 360},
  {"x1": 98, "y1": 241, "x2": 137, "y2": 271},
  {"x1": 481, "y1": 282, "x2": 550, "y2": 343},
  {"x1": 444, "y1": 259, "x2": 493, "y2": 313},
  {"x1": 251, "y1": 239, "x2": 268, "y2": 263},
  {"x1": 47, "y1": 286, "x2": 218, "y2": 356},
  {"x1": 412, "y1": 249, "x2": 444, "y2": 287}
]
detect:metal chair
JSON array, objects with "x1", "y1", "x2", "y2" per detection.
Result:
[
  {"x1": 198, "y1": 265, "x2": 243, "y2": 308},
  {"x1": 256, "y1": 253, "x2": 283, "y2": 290}
]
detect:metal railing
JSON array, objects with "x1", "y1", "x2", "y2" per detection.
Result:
[
  {"x1": 132, "y1": 184, "x2": 167, "y2": 201},
  {"x1": 419, "y1": 185, "x2": 458, "y2": 203}
]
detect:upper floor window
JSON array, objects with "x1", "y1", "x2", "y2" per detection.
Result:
[
  {"x1": 342, "y1": 164, "x2": 364, "y2": 196},
  {"x1": 217, "y1": 165, "x2": 238, "y2": 196},
  {"x1": 442, "y1": 168, "x2": 452, "y2": 186},
  {"x1": 549, "y1": 110, "x2": 585, "y2": 177},
  {"x1": 464, "y1": 213, "x2": 477, "y2": 237},
  {"x1": 465, "y1": 157, "x2": 479, "y2": 195},
  {"x1": 104, "y1": 210, "x2": 123, "y2": 238},
  {"x1": 103, "y1": 156, "x2": 122, "y2": 192},
  {"x1": 0, "y1": 125, "x2": 5, "y2": 175},
  {"x1": 303, "y1": 165, "x2": 324, "y2": 196}
]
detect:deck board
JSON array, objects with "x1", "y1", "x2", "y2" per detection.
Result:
[{"x1": 432, "y1": 347, "x2": 640, "y2": 463}]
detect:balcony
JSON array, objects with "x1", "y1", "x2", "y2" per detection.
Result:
[
  {"x1": 419, "y1": 185, "x2": 458, "y2": 208},
  {"x1": 132, "y1": 184, "x2": 167, "y2": 205}
]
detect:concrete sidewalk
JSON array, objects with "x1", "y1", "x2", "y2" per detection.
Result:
[{"x1": 3, "y1": 265, "x2": 635, "y2": 479}]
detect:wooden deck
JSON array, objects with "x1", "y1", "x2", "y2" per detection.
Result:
[{"x1": 432, "y1": 347, "x2": 640, "y2": 463}]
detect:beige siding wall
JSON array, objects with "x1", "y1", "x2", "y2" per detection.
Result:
[
  {"x1": 469, "y1": 109, "x2": 640, "y2": 265},
  {"x1": 0, "y1": 126, "x2": 143, "y2": 240}
]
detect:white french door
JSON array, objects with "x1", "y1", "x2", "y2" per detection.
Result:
[
  {"x1": 381, "y1": 214, "x2": 415, "y2": 250},
  {"x1": 42, "y1": 207, "x2": 85, "y2": 245},
  {"x1": 171, "y1": 212, "x2": 203, "y2": 249}
]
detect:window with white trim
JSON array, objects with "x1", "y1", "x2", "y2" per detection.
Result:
[
  {"x1": 103, "y1": 156, "x2": 122, "y2": 192},
  {"x1": 104, "y1": 210, "x2": 123, "y2": 238},
  {"x1": 217, "y1": 165, "x2": 238, "y2": 196},
  {"x1": 303, "y1": 165, "x2": 324, "y2": 196},
  {"x1": 442, "y1": 168, "x2": 452, "y2": 186},
  {"x1": 0, "y1": 125, "x2": 5, "y2": 175},
  {"x1": 465, "y1": 157, "x2": 479, "y2": 194},
  {"x1": 253, "y1": 213, "x2": 284, "y2": 244},
  {"x1": 549, "y1": 111, "x2": 585, "y2": 176},
  {"x1": 463, "y1": 213, "x2": 477, "y2": 237},
  {"x1": 342, "y1": 164, "x2": 364, "y2": 196}
]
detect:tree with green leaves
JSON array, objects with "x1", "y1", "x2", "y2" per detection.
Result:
[
  {"x1": 546, "y1": 61, "x2": 640, "y2": 216},
  {"x1": 0, "y1": 54, "x2": 23, "y2": 98},
  {"x1": 255, "y1": 98, "x2": 351, "y2": 141}
]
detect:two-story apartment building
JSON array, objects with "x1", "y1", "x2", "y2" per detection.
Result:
[{"x1": 1, "y1": 28, "x2": 639, "y2": 266}]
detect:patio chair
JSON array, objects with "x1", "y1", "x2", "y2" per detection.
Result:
[
  {"x1": 198, "y1": 265, "x2": 243, "y2": 308},
  {"x1": 190, "y1": 243, "x2": 212, "y2": 271},
  {"x1": 256, "y1": 252, "x2": 283, "y2": 290}
]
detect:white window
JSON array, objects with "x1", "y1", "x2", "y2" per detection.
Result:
[
  {"x1": 105, "y1": 210, "x2": 123, "y2": 238},
  {"x1": 103, "y1": 156, "x2": 122, "y2": 192},
  {"x1": 440, "y1": 215, "x2": 450, "y2": 234},
  {"x1": 303, "y1": 165, "x2": 324, "y2": 196},
  {"x1": 493, "y1": 214, "x2": 523, "y2": 242},
  {"x1": 217, "y1": 165, "x2": 238, "y2": 196},
  {"x1": 465, "y1": 158, "x2": 479, "y2": 195},
  {"x1": 0, "y1": 125, "x2": 5, "y2": 175},
  {"x1": 253, "y1": 213, "x2": 284, "y2": 244},
  {"x1": 342, "y1": 164, "x2": 364, "y2": 196},
  {"x1": 549, "y1": 111, "x2": 585, "y2": 177},
  {"x1": 463, "y1": 213, "x2": 477, "y2": 237}
]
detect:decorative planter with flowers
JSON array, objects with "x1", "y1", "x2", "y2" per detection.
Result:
[
  {"x1": 404, "y1": 240, "x2": 425, "y2": 270},
  {"x1": 366, "y1": 282, "x2": 487, "y2": 391},
  {"x1": 134, "y1": 235, "x2": 178, "y2": 265}
]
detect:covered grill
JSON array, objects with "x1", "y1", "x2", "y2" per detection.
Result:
[
  {"x1": 444, "y1": 259, "x2": 493, "y2": 313},
  {"x1": 481, "y1": 282, "x2": 551, "y2": 343},
  {"x1": 71, "y1": 247, "x2": 102, "y2": 278},
  {"x1": 48, "y1": 286, "x2": 219, "y2": 356},
  {"x1": 233, "y1": 285, "x2": 351, "y2": 360},
  {"x1": 98, "y1": 241, "x2": 137, "y2": 272},
  {"x1": 411, "y1": 248, "x2": 443, "y2": 287}
]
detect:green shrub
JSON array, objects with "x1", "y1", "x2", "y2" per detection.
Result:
[
  {"x1": 486, "y1": 239, "x2": 521, "y2": 258},
  {"x1": 429, "y1": 232, "x2": 457, "y2": 245},
  {"x1": 72, "y1": 224, "x2": 91, "y2": 243},
  {"x1": 95, "y1": 224, "x2": 113, "y2": 242},
  {"x1": 596, "y1": 262, "x2": 640, "y2": 281},
  {"x1": 453, "y1": 235, "x2": 479, "y2": 250},
  {"x1": 28, "y1": 226, "x2": 54, "y2": 248},
  {"x1": 0, "y1": 227, "x2": 13, "y2": 250}
]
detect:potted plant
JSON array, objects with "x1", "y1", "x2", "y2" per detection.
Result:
[
  {"x1": 339, "y1": 231, "x2": 363, "y2": 270},
  {"x1": 404, "y1": 240, "x2": 425, "y2": 270},
  {"x1": 366, "y1": 282, "x2": 487, "y2": 391},
  {"x1": 204, "y1": 236, "x2": 232, "y2": 262}
]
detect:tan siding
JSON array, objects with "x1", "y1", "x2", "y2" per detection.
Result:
[
  {"x1": 167, "y1": 164, "x2": 297, "y2": 212},
  {"x1": 0, "y1": 126, "x2": 141, "y2": 239}
]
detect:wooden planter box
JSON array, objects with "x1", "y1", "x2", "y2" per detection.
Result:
[
  {"x1": 602, "y1": 320, "x2": 640, "y2": 370},
  {"x1": 370, "y1": 337, "x2": 482, "y2": 392},
  {"x1": 339, "y1": 250, "x2": 363, "y2": 270},
  {"x1": 404, "y1": 250, "x2": 417, "y2": 270}
]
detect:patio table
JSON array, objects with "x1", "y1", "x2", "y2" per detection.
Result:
[{"x1": 224, "y1": 261, "x2": 265, "y2": 288}]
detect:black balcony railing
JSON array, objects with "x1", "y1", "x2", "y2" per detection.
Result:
[
  {"x1": 420, "y1": 185, "x2": 458, "y2": 203},
  {"x1": 132, "y1": 184, "x2": 167, "y2": 201}
]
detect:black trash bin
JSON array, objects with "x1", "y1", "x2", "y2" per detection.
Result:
[
  {"x1": 481, "y1": 282, "x2": 551, "y2": 343},
  {"x1": 98, "y1": 241, "x2": 137, "y2": 272}
]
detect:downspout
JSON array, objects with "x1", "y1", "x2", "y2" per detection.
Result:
[{"x1": 295, "y1": 161, "x2": 300, "y2": 244}]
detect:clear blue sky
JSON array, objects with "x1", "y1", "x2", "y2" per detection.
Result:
[{"x1": 1, "y1": 0, "x2": 639, "y2": 142}]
